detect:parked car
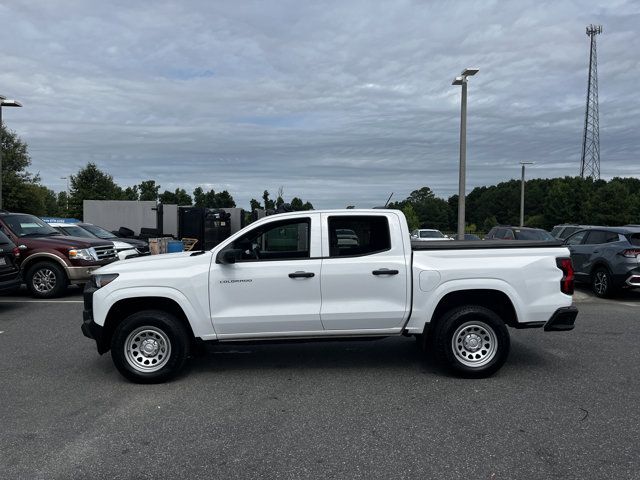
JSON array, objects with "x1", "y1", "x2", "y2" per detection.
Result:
[
  {"x1": 0, "y1": 229, "x2": 22, "y2": 294},
  {"x1": 564, "y1": 226, "x2": 640, "y2": 297},
  {"x1": 485, "y1": 226, "x2": 555, "y2": 241},
  {"x1": 46, "y1": 222, "x2": 138, "y2": 260},
  {"x1": 78, "y1": 223, "x2": 149, "y2": 255},
  {"x1": 410, "y1": 228, "x2": 452, "y2": 241},
  {"x1": 550, "y1": 224, "x2": 591, "y2": 240},
  {"x1": 0, "y1": 212, "x2": 118, "y2": 298},
  {"x1": 82, "y1": 209, "x2": 577, "y2": 383}
]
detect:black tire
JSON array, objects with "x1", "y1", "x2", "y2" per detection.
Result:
[
  {"x1": 433, "y1": 305, "x2": 510, "y2": 378},
  {"x1": 25, "y1": 261, "x2": 68, "y2": 298},
  {"x1": 591, "y1": 267, "x2": 614, "y2": 298},
  {"x1": 111, "y1": 310, "x2": 191, "y2": 384}
]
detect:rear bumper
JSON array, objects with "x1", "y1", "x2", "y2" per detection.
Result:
[{"x1": 543, "y1": 306, "x2": 578, "y2": 331}]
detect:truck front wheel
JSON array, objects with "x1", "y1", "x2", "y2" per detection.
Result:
[
  {"x1": 433, "y1": 306, "x2": 510, "y2": 378},
  {"x1": 111, "y1": 310, "x2": 191, "y2": 384},
  {"x1": 26, "y1": 261, "x2": 68, "y2": 298}
]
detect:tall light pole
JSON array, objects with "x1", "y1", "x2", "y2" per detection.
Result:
[
  {"x1": 0, "y1": 96, "x2": 23, "y2": 210},
  {"x1": 452, "y1": 68, "x2": 479, "y2": 240},
  {"x1": 519, "y1": 161, "x2": 534, "y2": 227},
  {"x1": 61, "y1": 176, "x2": 70, "y2": 212}
]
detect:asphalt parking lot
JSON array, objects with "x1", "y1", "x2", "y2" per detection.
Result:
[{"x1": 1, "y1": 287, "x2": 639, "y2": 480}]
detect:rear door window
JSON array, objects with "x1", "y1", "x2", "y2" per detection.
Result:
[
  {"x1": 585, "y1": 230, "x2": 620, "y2": 244},
  {"x1": 328, "y1": 216, "x2": 391, "y2": 257}
]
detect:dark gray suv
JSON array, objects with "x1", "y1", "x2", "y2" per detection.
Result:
[{"x1": 564, "y1": 226, "x2": 640, "y2": 297}]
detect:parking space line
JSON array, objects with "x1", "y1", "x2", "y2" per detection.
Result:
[{"x1": 0, "y1": 300, "x2": 83, "y2": 304}]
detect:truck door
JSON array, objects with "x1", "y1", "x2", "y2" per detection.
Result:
[
  {"x1": 320, "y1": 213, "x2": 410, "y2": 331},
  {"x1": 210, "y1": 214, "x2": 323, "y2": 336}
]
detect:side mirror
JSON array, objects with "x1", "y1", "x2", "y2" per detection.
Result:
[{"x1": 216, "y1": 248, "x2": 242, "y2": 264}]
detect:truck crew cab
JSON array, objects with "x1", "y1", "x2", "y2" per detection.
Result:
[{"x1": 82, "y1": 209, "x2": 577, "y2": 383}]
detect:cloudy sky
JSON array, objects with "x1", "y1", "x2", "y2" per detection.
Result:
[{"x1": 1, "y1": 0, "x2": 639, "y2": 209}]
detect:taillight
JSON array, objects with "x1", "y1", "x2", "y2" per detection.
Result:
[
  {"x1": 556, "y1": 257, "x2": 574, "y2": 295},
  {"x1": 12, "y1": 247, "x2": 20, "y2": 258},
  {"x1": 621, "y1": 249, "x2": 640, "y2": 258}
]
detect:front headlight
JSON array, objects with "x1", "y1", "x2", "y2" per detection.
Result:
[
  {"x1": 69, "y1": 248, "x2": 98, "y2": 261},
  {"x1": 92, "y1": 273, "x2": 119, "y2": 288}
]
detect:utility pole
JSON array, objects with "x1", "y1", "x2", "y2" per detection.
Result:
[
  {"x1": 580, "y1": 24, "x2": 603, "y2": 179},
  {"x1": 519, "y1": 162, "x2": 534, "y2": 227},
  {"x1": 452, "y1": 68, "x2": 479, "y2": 240}
]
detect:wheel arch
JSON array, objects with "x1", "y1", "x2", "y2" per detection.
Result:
[
  {"x1": 426, "y1": 289, "x2": 518, "y2": 334},
  {"x1": 22, "y1": 252, "x2": 69, "y2": 273},
  {"x1": 100, "y1": 297, "x2": 197, "y2": 354}
]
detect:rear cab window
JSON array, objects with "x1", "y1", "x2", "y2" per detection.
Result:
[{"x1": 328, "y1": 216, "x2": 391, "y2": 257}]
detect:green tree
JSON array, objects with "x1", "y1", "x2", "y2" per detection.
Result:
[
  {"x1": 262, "y1": 190, "x2": 275, "y2": 210},
  {"x1": 193, "y1": 187, "x2": 205, "y2": 206},
  {"x1": 402, "y1": 203, "x2": 420, "y2": 231},
  {"x1": 68, "y1": 163, "x2": 123, "y2": 218},
  {"x1": 138, "y1": 180, "x2": 160, "y2": 201},
  {"x1": 0, "y1": 123, "x2": 45, "y2": 213},
  {"x1": 249, "y1": 198, "x2": 262, "y2": 210},
  {"x1": 159, "y1": 188, "x2": 192, "y2": 205},
  {"x1": 122, "y1": 185, "x2": 139, "y2": 200}
]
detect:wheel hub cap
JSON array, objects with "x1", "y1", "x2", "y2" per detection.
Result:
[
  {"x1": 463, "y1": 333, "x2": 482, "y2": 352},
  {"x1": 140, "y1": 339, "x2": 159, "y2": 357}
]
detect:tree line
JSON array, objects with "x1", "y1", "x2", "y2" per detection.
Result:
[{"x1": 2, "y1": 123, "x2": 639, "y2": 231}]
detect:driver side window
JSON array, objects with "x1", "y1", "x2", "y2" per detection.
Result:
[{"x1": 230, "y1": 218, "x2": 310, "y2": 261}]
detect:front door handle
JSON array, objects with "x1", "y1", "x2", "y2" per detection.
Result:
[
  {"x1": 289, "y1": 271, "x2": 315, "y2": 278},
  {"x1": 372, "y1": 269, "x2": 399, "y2": 276}
]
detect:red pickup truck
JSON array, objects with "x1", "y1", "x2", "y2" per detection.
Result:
[{"x1": 0, "y1": 211, "x2": 118, "y2": 298}]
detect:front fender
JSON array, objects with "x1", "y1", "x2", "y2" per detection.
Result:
[
  {"x1": 21, "y1": 251, "x2": 70, "y2": 271},
  {"x1": 93, "y1": 286, "x2": 216, "y2": 340}
]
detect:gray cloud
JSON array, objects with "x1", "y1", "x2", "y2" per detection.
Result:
[{"x1": 1, "y1": 0, "x2": 639, "y2": 209}]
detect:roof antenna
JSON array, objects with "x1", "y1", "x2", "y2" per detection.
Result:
[{"x1": 384, "y1": 192, "x2": 394, "y2": 208}]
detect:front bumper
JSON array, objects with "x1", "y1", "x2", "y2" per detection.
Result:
[
  {"x1": 543, "y1": 306, "x2": 578, "y2": 331},
  {"x1": 82, "y1": 284, "x2": 108, "y2": 354}
]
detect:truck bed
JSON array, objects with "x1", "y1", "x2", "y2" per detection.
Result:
[{"x1": 411, "y1": 240, "x2": 563, "y2": 250}]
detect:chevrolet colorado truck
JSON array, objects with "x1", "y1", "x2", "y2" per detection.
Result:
[
  {"x1": 0, "y1": 212, "x2": 118, "y2": 298},
  {"x1": 82, "y1": 209, "x2": 577, "y2": 383}
]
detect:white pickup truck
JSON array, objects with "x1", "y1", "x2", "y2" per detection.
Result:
[{"x1": 82, "y1": 209, "x2": 577, "y2": 383}]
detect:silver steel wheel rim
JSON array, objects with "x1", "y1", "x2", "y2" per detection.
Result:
[
  {"x1": 452, "y1": 321, "x2": 498, "y2": 368},
  {"x1": 124, "y1": 327, "x2": 172, "y2": 373},
  {"x1": 594, "y1": 272, "x2": 608, "y2": 295},
  {"x1": 32, "y1": 268, "x2": 56, "y2": 293}
]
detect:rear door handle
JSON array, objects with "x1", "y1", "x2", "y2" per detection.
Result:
[
  {"x1": 289, "y1": 271, "x2": 315, "y2": 278},
  {"x1": 372, "y1": 269, "x2": 399, "y2": 276}
]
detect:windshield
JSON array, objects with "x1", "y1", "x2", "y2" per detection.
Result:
[
  {"x1": 3, "y1": 214, "x2": 60, "y2": 237},
  {"x1": 420, "y1": 230, "x2": 444, "y2": 238},
  {"x1": 514, "y1": 229, "x2": 555, "y2": 241},
  {"x1": 59, "y1": 225, "x2": 95, "y2": 238},
  {"x1": 81, "y1": 224, "x2": 116, "y2": 239}
]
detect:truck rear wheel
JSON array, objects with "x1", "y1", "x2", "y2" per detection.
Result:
[
  {"x1": 433, "y1": 305, "x2": 510, "y2": 378},
  {"x1": 111, "y1": 310, "x2": 190, "y2": 384},
  {"x1": 26, "y1": 261, "x2": 68, "y2": 298}
]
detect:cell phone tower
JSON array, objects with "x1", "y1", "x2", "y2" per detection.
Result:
[{"x1": 580, "y1": 24, "x2": 603, "y2": 179}]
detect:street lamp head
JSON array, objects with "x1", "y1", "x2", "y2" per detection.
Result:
[
  {"x1": 452, "y1": 76, "x2": 465, "y2": 86},
  {"x1": 520, "y1": 161, "x2": 534, "y2": 165},
  {"x1": 0, "y1": 99, "x2": 22, "y2": 107},
  {"x1": 462, "y1": 68, "x2": 479, "y2": 77}
]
